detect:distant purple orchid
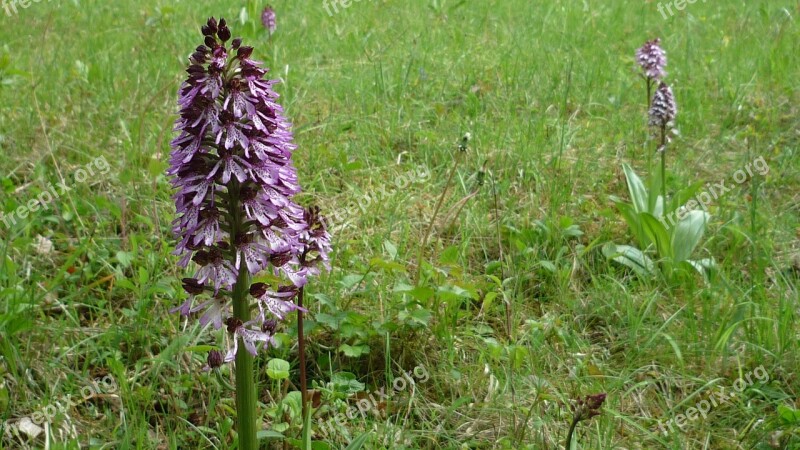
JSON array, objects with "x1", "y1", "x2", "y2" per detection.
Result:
[
  {"x1": 168, "y1": 17, "x2": 330, "y2": 366},
  {"x1": 636, "y1": 38, "x2": 668, "y2": 109},
  {"x1": 636, "y1": 38, "x2": 667, "y2": 81},
  {"x1": 649, "y1": 81, "x2": 677, "y2": 129},
  {"x1": 261, "y1": 6, "x2": 276, "y2": 36}
]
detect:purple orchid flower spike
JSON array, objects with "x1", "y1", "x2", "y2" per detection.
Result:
[
  {"x1": 261, "y1": 6, "x2": 277, "y2": 36},
  {"x1": 636, "y1": 38, "x2": 668, "y2": 109},
  {"x1": 168, "y1": 17, "x2": 330, "y2": 366},
  {"x1": 649, "y1": 81, "x2": 678, "y2": 129},
  {"x1": 636, "y1": 38, "x2": 667, "y2": 81}
]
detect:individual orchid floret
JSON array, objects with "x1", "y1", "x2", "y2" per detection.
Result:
[
  {"x1": 250, "y1": 282, "x2": 307, "y2": 321},
  {"x1": 223, "y1": 318, "x2": 276, "y2": 363}
]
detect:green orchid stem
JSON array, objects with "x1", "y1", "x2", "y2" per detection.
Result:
[
  {"x1": 564, "y1": 417, "x2": 580, "y2": 450},
  {"x1": 233, "y1": 268, "x2": 257, "y2": 450},
  {"x1": 230, "y1": 181, "x2": 258, "y2": 450},
  {"x1": 660, "y1": 125, "x2": 667, "y2": 205}
]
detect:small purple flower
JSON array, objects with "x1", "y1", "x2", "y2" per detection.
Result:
[
  {"x1": 169, "y1": 17, "x2": 332, "y2": 366},
  {"x1": 194, "y1": 246, "x2": 238, "y2": 293},
  {"x1": 649, "y1": 82, "x2": 677, "y2": 128},
  {"x1": 261, "y1": 6, "x2": 277, "y2": 35},
  {"x1": 223, "y1": 318, "x2": 276, "y2": 362},
  {"x1": 250, "y1": 282, "x2": 307, "y2": 321},
  {"x1": 194, "y1": 296, "x2": 229, "y2": 329},
  {"x1": 170, "y1": 278, "x2": 207, "y2": 315},
  {"x1": 636, "y1": 38, "x2": 667, "y2": 80}
]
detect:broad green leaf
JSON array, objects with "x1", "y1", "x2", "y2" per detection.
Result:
[
  {"x1": 563, "y1": 224, "x2": 584, "y2": 237},
  {"x1": 283, "y1": 391, "x2": 303, "y2": 419},
  {"x1": 669, "y1": 180, "x2": 705, "y2": 214},
  {"x1": 266, "y1": 358, "x2": 291, "y2": 380},
  {"x1": 339, "y1": 274, "x2": 364, "y2": 289},
  {"x1": 345, "y1": 432, "x2": 373, "y2": 450},
  {"x1": 339, "y1": 344, "x2": 370, "y2": 357},
  {"x1": 778, "y1": 405, "x2": 800, "y2": 425},
  {"x1": 611, "y1": 197, "x2": 648, "y2": 248},
  {"x1": 439, "y1": 245, "x2": 460, "y2": 265},
  {"x1": 330, "y1": 372, "x2": 365, "y2": 394},
  {"x1": 652, "y1": 195, "x2": 664, "y2": 218},
  {"x1": 383, "y1": 240, "x2": 398, "y2": 259},
  {"x1": 115, "y1": 251, "x2": 134, "y2": 268},
  {"x1": 406, "y1": 286, "x2": 435, "y2": 302},
  {"x1": 640, "y1": 212, "x2": 671, "y2": 259},
  {"x1": 671, "y1": 210, "x2": 709, "y2": 262},
  {"x1": 368, "y1": 257, "x2": 406, "y2": 273},
  {"x1": 272, "y1": 422, "x2": 290, "y2": 433},
  {"x1": 622, "y1": 163, "x2": 649, "y2": 214},
  {"x1": 406, "y1": 308, "x2": 432, "y2": 326},
  {"x1": 647, "y1": 167, "x2": 664, "y2": 216},
  {"x1": 257, "y1": 430, "x2": 285, "y2": 440},
  {"x1": 315, "y1": 312, "x2": 343, "y2": 330},
  {"x1": 686, "y1": 258, "x2": 715, "y2": 280},
  {"x1": 602, "y1": 243, "x2": 655, "y2": 278}
]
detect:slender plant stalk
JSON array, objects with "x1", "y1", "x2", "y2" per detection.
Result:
[
  {"x1": 443, "y1": 191, "x2": 478, "y2": 231},
  {"x1": 491, "y1": 171, "x2": 517, "y2": 435},
  {"x1": 233, "y1": 270, "x2": 257, "y2": 449},
  {"x1": 297, "y1": 286, "x2": 308, "y2": 424},
  {"x1": 644, "y1": 78, "x2": 653, "y2": 168},
  {"x1": 491, "y1": 174, "x2": 511, "y2": 340},
  {"x1": 444, "y1": 160, "x2": 486, "y2": 231},
  {"x1": 414, "y1": 152, "x2": 462, "y2": 285},
  {"x1": 230, "y1": 183, "x2": 258, "y2": 450},
  {"x1": 660, "y1": 125, "x2": 667, "y2": 204},
  {"x1": 564, "y1": 417, "x2": 579, "y2": 450}
]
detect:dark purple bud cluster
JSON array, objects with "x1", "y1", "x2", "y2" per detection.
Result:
[{"x1": 572, "y1": 393, "x2": 607, "y2": 421}]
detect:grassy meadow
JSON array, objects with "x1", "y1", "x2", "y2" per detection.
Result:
[{"x1": 0, "y1": 0, "x2": 799, "y2": 448}]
